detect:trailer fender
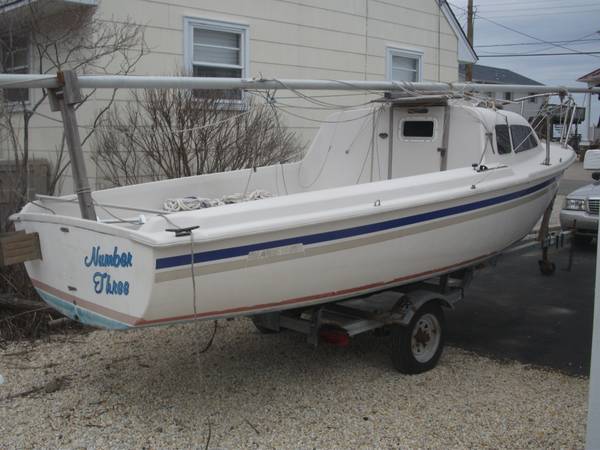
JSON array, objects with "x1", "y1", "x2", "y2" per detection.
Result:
[{"x1": 389, "y1": 290, "x2": 456, "y2": 327}]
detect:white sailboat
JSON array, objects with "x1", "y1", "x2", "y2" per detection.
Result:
[{"x1": 11, "y1": 92, "x2": 575, "y2": 329}]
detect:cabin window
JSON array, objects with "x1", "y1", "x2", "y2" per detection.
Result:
[
  {"x1": 528, "y1": 93, "x2": 537, "y2": 103},
  {"x1": 0, "y1": 34, "x2": 30, "y2": 103},
  {"x1": 184, "y1": 17, "x2": 249, "y2": 100},
  {"x1": 386, "y1": 47, "x2": 422, "y2": 82},
  {"x1": 495, "y1": 125, "x2": 512, "y2": 154},
  {"x1": 504, "y1": 92, "x2": 512, "y2": 101},
  {"x1": 402, "y1": 120, "x2": 434, "y2": 138},
  {"x1": 510, "y1": 125, "x2": 538, "y2": 153}
]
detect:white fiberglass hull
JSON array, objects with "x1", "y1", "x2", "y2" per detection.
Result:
[{"x1": 17, "y1": 172, "x2": 561, "y2": 330}]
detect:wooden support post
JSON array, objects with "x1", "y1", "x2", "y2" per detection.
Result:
[
  {"x1": 47, "y1": 71, "x2": 96, "y2": 221},
  {"x1": 465, "y1": 0, "x2": 474, "y2": 82}
]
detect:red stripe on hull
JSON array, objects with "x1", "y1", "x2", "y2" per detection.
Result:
[{"x1": 31, "y1": 249, "x2": 497, "y2": 328}]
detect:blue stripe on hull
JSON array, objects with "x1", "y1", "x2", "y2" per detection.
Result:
[
  {"x1": 156, "y1": 177, "x2": 556, "y2": 270},
  {"x1": 36, "y1": 288, "x2": 130, "y2": 330}
]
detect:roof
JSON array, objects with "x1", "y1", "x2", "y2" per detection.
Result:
[
  {"x1": 577, "y1": 68, "x2": 600, "y2": 84},
  {"x1": 459, "y1": 64, "x2": 543, "y2": 86},
  {"x1": 440, "y1": 1, "x2": 478, "y2": 64},
  {"x1": 0, "y1": 0, "x2": 96, "y2": 14}
]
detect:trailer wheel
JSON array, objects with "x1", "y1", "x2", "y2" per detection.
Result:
[
  {"x1": 538, "y1": 259, "x2": 556, "y2": 276},
  {"x1": 390, "y1": 302, "x2": 445, "y2": 374},
  {"x1": 251, "y1": 316, "x2": 279, "y2": 334}
]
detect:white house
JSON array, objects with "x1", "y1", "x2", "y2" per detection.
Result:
[
  {"x1": 0, "y1": 0, "x2": 476, "y2": 194},
  {"x1": 578, "y1": 68, "x2": 600, "y2": 142},
  {"x1": 458, "y1": 63, "x2": 545, "y2": 121}
]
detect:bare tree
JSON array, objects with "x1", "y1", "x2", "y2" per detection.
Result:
[
  {"x1": 0, "y1": 1, "x2": 147, "y2": 224},
  {"x1": 93, "y1": 89, "x2": 302, "y2": 186},
  {"x1": 0, "y1": 1, "x2": 146, "y2": 331}
]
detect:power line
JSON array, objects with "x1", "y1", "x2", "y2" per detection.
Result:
[
  {"x1": 478, "y1": 2, "x2": 600, "y2": 13},
  {"x1": 484, "y1": 8, "x2": 600, "y2": 19},
  {"x1": 476, "y1": 38, "x2": 600, "y2": 48},
  {"x1": 448, "y1": 1, "x2": 600, "y2": 59},
  {"x1": 477, "y1": 31, "x2": 600, "y2": 56},
  {"x1": 479, "y1": 51, "x2": 600, "y2": 57},
  {"x1": 465, "y1": 0, "x2": 594, "y2": 6}
]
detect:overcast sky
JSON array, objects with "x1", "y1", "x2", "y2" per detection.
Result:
[{"x1": 449, "y1": 0, "x2": 600, "y2": 135}]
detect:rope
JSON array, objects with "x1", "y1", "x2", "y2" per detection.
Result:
[
  {"x1": 187, "y1": 229, "x2": 218, "y2": 359},
  {"x1": 162, "y1": 190, "x2": 273, "y2": 212}
]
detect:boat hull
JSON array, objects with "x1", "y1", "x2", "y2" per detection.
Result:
[{"x1": 20, "y1": 175, "x2": 559, "y2": 329}]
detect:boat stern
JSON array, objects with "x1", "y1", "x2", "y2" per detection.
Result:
[{"x1": 13, "y1": 216, "x2": 155, "y2": 330}]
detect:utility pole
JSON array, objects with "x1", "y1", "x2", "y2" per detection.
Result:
[{"x1": 466, "y1": 0, "x2": 474, "y2": 82}]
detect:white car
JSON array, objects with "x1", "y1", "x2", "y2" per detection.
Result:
[{"x1": 560, "y1": 149, "x2": 600, "y2": 242}]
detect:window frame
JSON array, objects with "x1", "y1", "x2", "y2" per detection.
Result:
[
  {"x1": 495, "y1": 124, "x2": 512, "y2": 155},
  {"x1": 510, "y1": 124, "x2": 539, "y2": 153},
  {"x1": 183, "y1": 17, "x2": 249, "y2": 101},
  {"x1": 1, "y1": 32, "x2": 32, "y2": 106},
  {"x1": 399, "y1": 117, "x2": 437, "y2": 142},
  {"x1": 385, "y1": 46, "x2": 423, "y2": 83}
]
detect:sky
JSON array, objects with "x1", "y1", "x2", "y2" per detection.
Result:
[{"x1": 448, "y1": 0, "x2": 600, "y2": 138}]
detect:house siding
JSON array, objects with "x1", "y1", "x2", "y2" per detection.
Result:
[{"x1": 2, "y1": 0, "x2": 462, "y2": 193}]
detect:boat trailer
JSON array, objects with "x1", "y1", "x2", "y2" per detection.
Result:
[{"x1": 249, "y1": 227, "x2": 572, "y2": 375}]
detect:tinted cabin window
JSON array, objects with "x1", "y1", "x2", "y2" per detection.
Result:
[
  {"x1": 495, "y1": 125, "x2": 512, "y2": 154},
  {"x1": 510, "y1": 125, "x2": 538, "y2": 152},
  {"x1": 403, "y1": 121, "x2": 434, "y2": 138}
]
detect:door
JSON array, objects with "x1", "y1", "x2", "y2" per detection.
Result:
[{"x1": 390, "y1": 106, "x2": 445, "y2": 178}]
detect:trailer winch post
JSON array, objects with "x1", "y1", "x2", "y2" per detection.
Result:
[
  {"x1": 544, "y1": 111, "x2": 551, "y2": 166},
  {"x1": 48, "y1": 70, "x2": 96, "y2": 221}
]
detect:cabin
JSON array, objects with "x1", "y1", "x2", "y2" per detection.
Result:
[{"x1": 31, "y1": 97, "x2": 543, "y2": 223}]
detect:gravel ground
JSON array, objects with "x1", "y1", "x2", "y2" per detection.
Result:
[{"x1": 0, "y1": 319, "x2": 588, "y2": 449}]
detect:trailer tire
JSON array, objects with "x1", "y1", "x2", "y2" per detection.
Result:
[
  {"x1": 251, "y1": 317, "x2": 280, "y2": 334},
  {"x1": 390, "y1": 302, "x2": 445, "y2": 374}
]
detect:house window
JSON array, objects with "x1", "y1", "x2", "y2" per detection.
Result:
[
  {"x1": 528, "y1": 93, "x2": 536, "y2": 103},
  {"x1": 0, "y1": 35, "x2": 30, "y2": 103},
  {"x1": 184, "y1": 18, "x2": 249, "y2": 100},
  {"x1": 504, "y1": 92, "x2": 512, "y2": 101},
  {"x1": 386, "y1": 48, "x2": 422, "y2": 82}
]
